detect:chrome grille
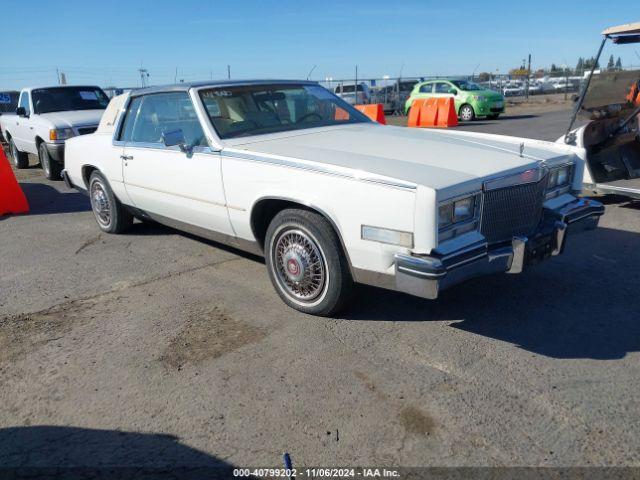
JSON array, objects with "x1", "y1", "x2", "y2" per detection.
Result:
[{"x1": 480, "y1": 178, "x2": 547, "y2": 243}]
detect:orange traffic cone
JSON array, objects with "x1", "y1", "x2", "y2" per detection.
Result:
[
  {"x1": 436, "y1": 98, "x2": 459, "y2": 127},
  {"x1": 0, "y1": 147, "x2": 29, "y2": 215},
  {"x1": 354, "y1": 103, "x2": 386, "y2": 124}
]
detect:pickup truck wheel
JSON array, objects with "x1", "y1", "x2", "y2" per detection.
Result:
[
  {"x1": 265, "y1": 209, "x2": 353, "y2": 316},
  {"x1": 459, "y1": 104, "x2": 475, "y2": 121},
  {"x1": 88, "y1": 171, "x2": 133, "y2": 234},
  {"x1": 9, "y1": 139, "x2": 29, "y2": 169},
  {"x1": 38, "y1": 142, "x2": 62, "y2": 180}
]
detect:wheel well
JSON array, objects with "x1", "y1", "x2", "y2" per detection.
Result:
[
  {"x1": 250, "y1": 198, "x2": 346, "y2": 255},
  {"x1": 82, "y1": 165, "x2": 98, "y2": 188},
  {"x1": 459, "y1": 103, "x2": 473, "y2": 113},
  {"x1": 35, "y1": 136, "x2": 44, "y2": 151}
]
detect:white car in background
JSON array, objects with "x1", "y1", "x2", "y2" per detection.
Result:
[
  {"x1": 63, "y1": 80, "x2": 604, "y2": 316},
  {"x1": 503, "y1": 84, "x2": 524, "y2": 97}
]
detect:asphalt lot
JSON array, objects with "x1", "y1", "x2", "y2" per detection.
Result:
[{"x1": 1, "y1": 107, "x2": 639, "y2": 472}]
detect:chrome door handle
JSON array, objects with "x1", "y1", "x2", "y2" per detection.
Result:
[{"x1": 120, "y1": 155, "x2": 133, "y2": 160}]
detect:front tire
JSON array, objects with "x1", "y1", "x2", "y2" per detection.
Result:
[
  {"x1": 38, "y1": 142, "x2": 62, "y2": 180},
  {"x1": 9, "y1": 138, "x2": 29, "y2": 169},
  {"x1": 265, "y1": 209, "x2": 353, "y2": 316},
  {"x1": 88, "y1": 171, "x2": 133, "y2": 234},
  {"x1": 459, "y1": 104, "x2": 475, "y2": 121}
]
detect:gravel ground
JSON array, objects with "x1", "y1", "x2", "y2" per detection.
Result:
[{"x1": 1, "y1": 108, "x2": 639, "y2": 473}]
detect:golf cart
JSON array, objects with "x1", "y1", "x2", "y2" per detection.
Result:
[{"x1": 561, "y1": 22, "x2": 640, "y2": 199}]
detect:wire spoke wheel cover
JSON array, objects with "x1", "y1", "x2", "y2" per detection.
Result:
[
  {"x1": 271, "y1": 227, "x2": 328, "y2": 305},
  {"x1": 90, "y1": 180, "x2": 111, "y2": 227}
]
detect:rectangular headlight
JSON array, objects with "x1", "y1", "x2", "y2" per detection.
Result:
[
  {"x1": 438, "y1": 193, "x2": 481, "y2": 241},
  {"x1": 546, "y1": 165, "x2": 573, "y2": 199},
  {"x1": 438, "y1": 203, "x2": 453, "y2": 228},
  {"x1": 453, "y1": 197, "x2": 474, "y2": 222},
  {"x1": 361, "y1": 225, "x2": 413, "y2": 248},
  {"x1": 49, "y1": 128, "x2": 75, "y2": 141}
]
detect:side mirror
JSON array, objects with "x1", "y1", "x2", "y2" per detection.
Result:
[
  {"x1": 16, "y1": 107, "x2": 27, "y2": 117},
  {"x1": 448, "y1": 88, "x2": 458, "y2": 95},
  {"x1": 161, "y1": 128, "x2": 191, "y2": 154}
]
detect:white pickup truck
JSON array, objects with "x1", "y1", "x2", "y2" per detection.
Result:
[{"x1": 0, "y1": 86, "x2": 109, "y2": 179}]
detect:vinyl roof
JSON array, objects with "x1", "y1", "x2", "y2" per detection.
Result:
[
  {"x1": 602, "y1": 22, "x2": 640, "y2": 36},
  {"x1": 130, "y1": 79, "x2": 319, "y2": 97}
]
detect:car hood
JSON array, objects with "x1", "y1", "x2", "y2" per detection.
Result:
[
  {"x1": 227, "y1": 124, "x2": 570, "y2": 193},
  {"x1": 38, "y1": 109, "x2": 105, "y2": 128}
]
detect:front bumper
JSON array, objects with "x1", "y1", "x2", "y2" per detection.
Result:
[
  {"x1": 46, "y1": 142, "x2": 65, "y2": 163},
  {"x1": 394, "y1": 198, "x2": 604, "y2": 300}
]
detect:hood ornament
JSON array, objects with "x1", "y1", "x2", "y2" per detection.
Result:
[{"x1": 519, "y1": 142, "x2": 525, "y2": 157}]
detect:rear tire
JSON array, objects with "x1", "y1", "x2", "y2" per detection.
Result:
[
  {"x1": 265, "y1": 209, "x2": 353, "y2": 316},
  {"x1": 9, "y1": 138, "x2": 29, "y2": 169},
  {"x1": 459, "y1": 104, "x2": 475, "y2": 121},
  {"x1": 88, "y1": 171, "x2": 133, "y2": 234},
  {"x1": 38, "y1": 142, "x2": 62, "y2": 180}
]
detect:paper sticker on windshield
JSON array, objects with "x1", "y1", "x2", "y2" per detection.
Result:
[
  {"x1": 79, "y1": 91, "x2": 98, "y2": 100},
  {"x1": 304, "y1": 85, "x2": 335, "y2": 100}
]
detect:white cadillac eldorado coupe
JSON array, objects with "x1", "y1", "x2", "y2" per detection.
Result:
[{"x1": 63, "y1": 80, "x2": 604, "y2": 316}]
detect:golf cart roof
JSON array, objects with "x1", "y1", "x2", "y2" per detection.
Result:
[
  {"x1": 602, "y1": 22, "x2": 640, "y2": 44},
  {"x1": 602, "y1": 22, "x2": 640, "y2": 36}
]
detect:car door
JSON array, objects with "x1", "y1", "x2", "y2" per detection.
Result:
[
  {"x1": 12, "y1": 92, "x2": 33, "y2": 152},
  {"x1": 120, "y1": 91, "x2": 234, "y2": 236}
]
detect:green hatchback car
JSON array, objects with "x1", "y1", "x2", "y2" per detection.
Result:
[{"x1": 404, "y1": 79, "x2": 505, "y2": 121}]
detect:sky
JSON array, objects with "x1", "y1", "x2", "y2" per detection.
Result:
[{"x1": 1, "y1": 0, "x2": 637, "y2": 90}]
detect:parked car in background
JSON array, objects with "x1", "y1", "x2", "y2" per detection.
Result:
[
  {"x1": 334, "y1": 83, "x2": 371, "y2": 105},
  {"x1": 503, "y1": 84, "x2": 524, "y2": 97},
  {"x1": 0, "y1": 90, "x2": 19, "y2": 143},
  {"x1": 526, "y1": 82, "x2": 543, "y2": 95},
  {"x1": 0, "y1": 86, "x2": 109, "y2": 179},
  {"x1": 405, "y1": 79, "x2": 505, "y2": 120},
  {"x1": 63, "y1": 80, "x2": 603, "y2": 316}
]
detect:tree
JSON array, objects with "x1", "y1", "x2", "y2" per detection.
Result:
[
  {"x1": 477, "y1": 72, "x2": 491, "y2": 82},
  {"x1": 576, "y1": 57, "x2": 584, "y2": 73},
  {"x1": 616, "y1": 57, "x2": 623, "y2": 70},
  {"x1": 607, "y1": 55, "x2": 615, "y2": 70}
]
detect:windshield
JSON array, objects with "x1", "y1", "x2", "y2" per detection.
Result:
[
  {"x1": 578, "y1": 69, "x2": 640, "y2": 119},
  {"x1": 199, "y1": 83, "x2": 370, "y2": 139},
  {"x1": 32, "y1": 87, "x2": 109, "y2": 114},
  {"x1": 451, "y1": 80, "x2": 483, "y2": 91}
]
